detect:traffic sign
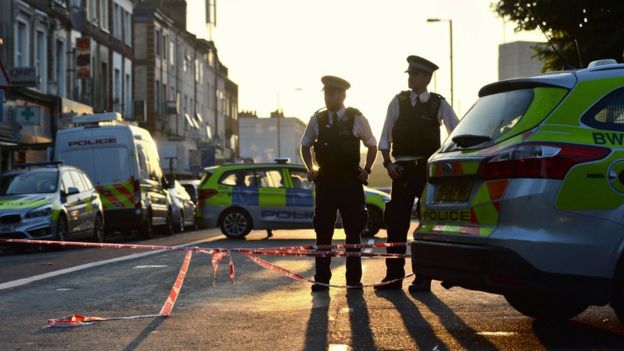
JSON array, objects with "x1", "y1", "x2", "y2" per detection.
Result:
[{"x1": 0, "y1": 59, "x2": 9, "y2": 88}]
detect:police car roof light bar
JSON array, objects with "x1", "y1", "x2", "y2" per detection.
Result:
[{"x1": 14, "y1": 161, "x2": 63, "y2": 169}]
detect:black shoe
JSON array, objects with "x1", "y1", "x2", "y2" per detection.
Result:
[
  {"x1": 408, "y1": 279, "x2": 432, "y2": 293},
  {"x1": 374, "y1": 277, "x2": 403, "y2": 291},
  {"x1": 311, "y1": 283, "x2": 329, "y2": 292}
]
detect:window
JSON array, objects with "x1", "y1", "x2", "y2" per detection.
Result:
[
  {"x1": 61, "y1": 171, "x2": 74, "y2": 193},
  {"x1": 182, "y1": 51, "x2": 187, "y2": 72},
  {"x1": 219, "y1": 169, "x2": 257, "y2": 187},
  {"x1": 99, "y1": 0, "x2": 109, "y2": 30},
  {"x1": 101, "y1": 62, "x2": 108, "y2": 107},
  {"x1": 80, "y1": 173, "x2": 94, "y2": 190},
  {"x1": 113, "y1": 3, "x2": 121, "y2": 39},
  {"x1": 289, "y1": 169, "x2": 314, "y2": 190},
  {"x1": 56, "y1": 39, "x2": 66, "y2": 97},
  {"x1": 0, "y1": 172, "x2": 58, "y2": 195},
  {"x1": 155, "y1": 79, "x2": 161, "y2": 116},
  {"x1": 125, "y1": 73, "x2": 131, "y2": 117},
  {"x1": 35, "y1": 29, "x2": 47, "y2": 93},
  {"x1": 70, "y1": 170, "x2": 88, "y2": 193},
  {"x1": 14, "y1": 19, "x2": 29, "y2": 67},
  {"x1": 255, "y1": 169, "x2": 284, "y2": 188},
  {"x1": 155, "y1": 29, "x2": 161, "y2": 57},
  {"x1": 87, "y1": 0, "x2": 97, "y2": 22},
  {"x1": 92, "y1": 147, "x2": 131, "y2": 184},
  {"x1": 169, "y1": 40, "x2": 175, "y2": 66},
  {"x1": 123, "y1": 10, "x2": 132, "y2": 45},
  {"x1": 582, "y1": 87, "x2": 624, "y2": 131},
  {"x1": 114, "y1": 68, "x2": 121, "y2": 111},
  {"x1": 162, "y1": 34, "x2": 168, "y2": 61}
]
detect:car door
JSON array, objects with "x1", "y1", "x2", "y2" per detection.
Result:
[
  {"x1": 178, "y1": 184, "x2": 195, "y2": 225},
  {"x1": 69, "y1": 170, "x2": 91, "y2": 234},
  {"x1": 60, "y1": 170, "x2": 82, "y2": 237},
  {"x1": 284, "y1": 167, "x2": 315, "y2": 225},
  {"x1": 252, "y1": 168, "x2": 289, "y2": 225},
  {"x1": 78, "y1": 171, "x2": 99, "y2": 233}
]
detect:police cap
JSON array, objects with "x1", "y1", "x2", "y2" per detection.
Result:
[
  {"x1": 321, "y1": 75, "x2": 351, "y2": 92},
  {"x1": 405, "y1": 55, "x2": 439, "y2": 74}
]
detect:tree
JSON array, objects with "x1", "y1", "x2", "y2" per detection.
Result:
[{"x1": 494, "y1": 0, "x2": 624, "y2": 71}]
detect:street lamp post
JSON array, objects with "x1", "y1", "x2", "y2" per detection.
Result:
[{"x1": 427, "y1": 18, "x2": 454, "y2": 108}]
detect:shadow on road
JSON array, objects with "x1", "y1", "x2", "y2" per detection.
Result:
[
  {"x1": 376, "y1": 290, "x2": 449, "y2": 350},
  {"x1": 304, "y1": 291, "x2": 331, "y2": 351},
  {"x1": 347, "y1": 289, "x2": 376, "y2": 350},
  {"x1": 533, "y1": 319, "x2": 624, "y2": 349},
  {"x1": 418, "y1": 293, "x2": 499, "y2": 351},
  {"x1": 123, "y1": 317, "x2": 167, "y2": 351}
]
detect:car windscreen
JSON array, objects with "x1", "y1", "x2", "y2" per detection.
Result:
[
  {"x1": 60, "y1": 146, "x2": 132, "y2": 185},
  {"x1": 0, "y1": 171, "x2": 58, "y2": 195},
  {"x1": 441, "y1": 87, "x2": 568, "y2": 151}
]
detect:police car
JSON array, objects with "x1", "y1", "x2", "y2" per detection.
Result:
[
  {"x1": 0, "y1": 162, "x2": 105, "y2": 244},
  {"x1": 411, "y1": 59, "x2": 624, "y2": 324},
  {"x1": 196, "y1": 160, "x2": 390, "y2": 239}
]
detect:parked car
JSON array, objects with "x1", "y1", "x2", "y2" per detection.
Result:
[
  {"x1": 168, "y1": 180, "x2": 196, "y2": 232},
  {"x1": 179, "y1": 179, "x2": 200, "y2": 205},
  {"x1": 55, "y1": 113, "x2": 172, "y2": 239},
  {"x1": 0, "y1": 162, "x2": 104, "y2": 243},
  {"x1": 411, "y1": 59, "x2": 624, "y2": 324},
  {"x1": 196, "y1": 161, "x2": 390, "y2": 239}
]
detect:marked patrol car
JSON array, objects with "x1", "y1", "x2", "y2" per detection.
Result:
[
  {"x1": 196, "y1": 160, "x2": 390, "y2": 239},
  {"x1": 411, "y1": 59, "x2": 624, "y2": 324},
  {"x1": 54, "y1": 113, "x2": 173, "y2": 239},
  {"x1": 0, "y1": 162, "x2": 104, "y2": 244}
]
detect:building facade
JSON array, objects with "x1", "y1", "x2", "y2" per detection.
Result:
[
  {"x1": 498, "y1": 41, "x2": 545, "y2": 80},
  {"x1": 238, "y1": 111, "x2": 306, "y2": 164},
  {"x1": 134, "y1": 1, "x2": 238, "y2": 178},
  {"x1": 0, "y1": 0, "x2": 134, "y2": 171}
]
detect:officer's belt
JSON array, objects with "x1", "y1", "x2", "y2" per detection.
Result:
[{"x1": 395, "y1": 159, "x2": 425, "y2": 167}]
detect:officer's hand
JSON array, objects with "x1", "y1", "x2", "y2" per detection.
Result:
[
  {"x1": 307, "y1": 170, "x2": 318, "y2": 182},
  {"x1": 386, "y1": 163, "x2": 401, "y2": 180},
  {"x1": 357, "y1": 168, "x2": 369, "y2": 184}
]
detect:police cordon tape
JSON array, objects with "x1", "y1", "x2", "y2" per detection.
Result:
[{"x1": 0, "y1": 238, "x2": 411, "y2": 328}]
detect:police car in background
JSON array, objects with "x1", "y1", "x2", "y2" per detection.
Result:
[
  {"x1": 411, "y1": 59, "x2": 624, "y2": 324},
  {"x1": 0, "y1": 162, "x2": 104, "y2": 244},
  {"x1": 196, "y1": 159, "x2": 390, "y2": 239}
]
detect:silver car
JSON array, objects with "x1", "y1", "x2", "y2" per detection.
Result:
[
  {"x1": 0, "y1": 162, "x2": 105, "y2": 244},
  {"x1": 167, "y1": 180, "x2": 196, "y2": 232}
]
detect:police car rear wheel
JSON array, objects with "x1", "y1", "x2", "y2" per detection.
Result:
[
  {"x1": 221, "y1": 209, "x2": 252, "y2": 239},
  {"x1": 505, "y1": 294, "x2": 588, "y2": 321},
  {"x1": 364, "y1": 205, "x2": 382, "y2": 237},
  {"x1": 140, "y1": 211, "x2": 154, "y2": 239}
]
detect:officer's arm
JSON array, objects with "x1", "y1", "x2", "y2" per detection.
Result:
[
  {"x1": 379, "y1": 96, "x2": 400, "y2": 165},
  {"x1": 440, "y1": 100, "x2": 460, "y2": 133},
  {"x1": 301, "y1": 146, "x2": 314, "y2": 173}
]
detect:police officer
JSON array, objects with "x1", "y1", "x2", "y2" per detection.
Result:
[
  {"x1": 375, "y1": 56, "x2": 459, "y2": 292},
  {"x1": 300, "y1": 75, "x2": 378, "y2": 292}
]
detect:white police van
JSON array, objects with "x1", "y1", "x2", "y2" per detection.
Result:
[{"x1": 54, "y1": 113, "x2": 172, "y2": 238}]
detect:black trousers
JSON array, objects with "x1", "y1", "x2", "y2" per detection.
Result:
[
  {"x1": 313, "y1": 178, "x2": 367, "y2": 285},
  {"x1": 384, "y1": 161, "x2": 428, "y2": 281}
]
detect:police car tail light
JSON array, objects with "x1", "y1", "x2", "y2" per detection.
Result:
[{"x1": 479, "y1": 143, "x2": 610, "y2": 180}]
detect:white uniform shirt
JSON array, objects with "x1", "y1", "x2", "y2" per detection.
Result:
[
  {"x1": 300, "y1": 107, "x2": 377, "y2": 148},
  {"x1": 379, "y1": 90, "x2": 460, "y2": 161}
]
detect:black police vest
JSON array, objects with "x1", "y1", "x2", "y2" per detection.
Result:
[
  {"x1": 391, "y1": 91, "x2": 443, "y2": 159},
  {"x1": 314, "y1": 108, "x2": 361, "y2": 178}
]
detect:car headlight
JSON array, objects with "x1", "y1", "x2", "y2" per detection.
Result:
[{"x1": 25, "y1": 205, "x2": 53, "y2": 219}]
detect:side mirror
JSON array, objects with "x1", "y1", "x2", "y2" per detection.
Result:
[{"x1": 67, "y1": 187, "x2": 80, "y2": 196}]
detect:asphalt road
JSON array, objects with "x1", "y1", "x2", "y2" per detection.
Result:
[{"x1": 1, "y1": 227, "x2": 624, "y2": 350}]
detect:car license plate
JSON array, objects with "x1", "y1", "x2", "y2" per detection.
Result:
[
  {"x1": 0, "y1": 225, "x2": 14, "y2": 233},
  {"x1": 435, "y1": 179, "x2": 474, "y2": 202}
]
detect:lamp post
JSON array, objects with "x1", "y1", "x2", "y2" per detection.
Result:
[{"x1": 427, "y1": 18, "x2": 454, "y2": 108}]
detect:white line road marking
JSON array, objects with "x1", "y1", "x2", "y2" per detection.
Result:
[
  {"x1": 328, "y1": 344, "x2": 351, "y2": 351},
  {"x1": 0, "y1": 236, "x2": 222, "y2": 291},
  {"x1": 476, "y1": 331, "x2": 518, "y2": 336},
  {"x1": 133, "y1": 265, "x2": 169, "y2": 269}
]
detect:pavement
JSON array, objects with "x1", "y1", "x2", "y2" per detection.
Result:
[{"x1": 1, "y1": 227, "x2": 623, "y2": 350}]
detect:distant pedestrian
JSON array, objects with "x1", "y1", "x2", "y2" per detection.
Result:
[
  {"x1": 300, "y1": 76, "x2": 377, "y2": 291},
  {"x1": 376, "y1": 56, "x2": 459, "y2": 292}
]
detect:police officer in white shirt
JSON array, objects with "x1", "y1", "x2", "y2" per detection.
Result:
[
  {"x1": 375, "y1": 56, "x2": 459, "y2": 292},
  {"x1": 300, "y1": 75, "x2": 377, "y2": 292}
]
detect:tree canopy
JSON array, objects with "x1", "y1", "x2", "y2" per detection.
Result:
[{"x1": 494, "y1": 0, "x2": 624, "y2": 71}]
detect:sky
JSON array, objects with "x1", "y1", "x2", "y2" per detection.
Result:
[{"x1": 186, "y1": 0, "x2": 544, "y2": 140}]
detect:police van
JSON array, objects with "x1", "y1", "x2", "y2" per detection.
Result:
[
  {"x1": 54, "y1": 113, "x2": 172, "y2": 238},
  {"x1": 411, "y1": 59, "x2": 624, "y2": 324}
]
